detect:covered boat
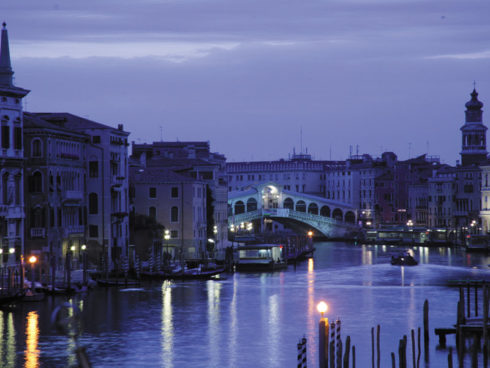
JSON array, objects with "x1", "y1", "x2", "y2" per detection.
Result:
[
  {"x1": 391, "y1": 252, "x2": 418, "y2": 266},
  {"x1": 236, "y1": 244, "x2": 288, "y2": 271}
]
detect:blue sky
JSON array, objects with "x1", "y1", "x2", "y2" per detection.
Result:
[{"x1": 2, "y1": 0, "x2": 490, "y2": 163}]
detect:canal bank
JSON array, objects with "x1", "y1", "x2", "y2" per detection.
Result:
[{"x1": 0, "y1": 241, "x2": 489, "y2": 367}]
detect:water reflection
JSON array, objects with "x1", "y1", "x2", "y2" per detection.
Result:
[
  {"x1": 161, "y1": 280, "x2": 173, "y2": 368},
  {"x1": 0, "y1": 311, "x2": 16, "y2": 367},
  {"x1": 306, "y1": 258, "x2": 316, "y2": 364},
  {"x1": 208, "y1": 280, "x2": 221, "y2": 366},
  {"x1": 24, "y1": 311, "x2": 39, "y2": 368}
]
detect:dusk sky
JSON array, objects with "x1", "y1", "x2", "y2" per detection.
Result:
[{"x1": 2, "y1": 0, "x2": 490, "y2": 163}]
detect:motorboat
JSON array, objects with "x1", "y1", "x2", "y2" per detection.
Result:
[{"x1": 391, "y1": 252, "x2": 418, "y2": 266}]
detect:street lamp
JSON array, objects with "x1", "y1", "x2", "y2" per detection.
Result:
[
  {"x1": 28, "y1": 255, "x2": 37, "y2": 284},
  {"x1": 317, "y1": 301, "x2": 329, "y2": 367},
  {"x1": 164, "y1": 230, "x2": 170, "y2": 265},
  {"x1": 317, "y1": 301, "x2": 328, "y2": 319}
]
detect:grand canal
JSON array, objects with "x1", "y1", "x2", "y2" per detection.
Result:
[{"x1": 1, "y1": 241, "x2": 490, "y2": 367}]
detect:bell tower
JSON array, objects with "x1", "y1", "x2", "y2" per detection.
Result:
[{"x1": 460, "y1": 88, "x2": 487, "y2": 166}]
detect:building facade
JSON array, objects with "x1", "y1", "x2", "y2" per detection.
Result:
[{"x1": 0, "y1": 24, "x2": 29, "y2": 265}]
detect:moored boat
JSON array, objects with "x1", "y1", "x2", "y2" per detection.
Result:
[
  {"x1": 465, "y1": 234, "x2": 490, "y2": 252},
  {"x1": 236, "y1": 244, "x2": 288, "y2": 271},
  {"x1": 391, "y1": 252, "x2": 418, "y2": 266}
]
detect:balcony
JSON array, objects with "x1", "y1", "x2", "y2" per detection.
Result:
[
  {"x1": 63, "y1": 225, "x2": 84, "y2": 237},
  {"x1": 0, "y1": 205, "x2": 23, "y2": 219},
  {"x1": 30, "y1": 228, "x2": 46, "y2": 238},
  {"x1": 62, "y1": 190, "x2": 83, "y2": 205}
]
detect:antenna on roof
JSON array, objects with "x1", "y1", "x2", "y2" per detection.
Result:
[{"x1": 300, "y1": 126, "x2": 303, "y2": 154}]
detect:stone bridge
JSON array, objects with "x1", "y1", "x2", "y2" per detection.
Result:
[{"x1": 228, "y1": 183, "x2": 360, "y2": 238}]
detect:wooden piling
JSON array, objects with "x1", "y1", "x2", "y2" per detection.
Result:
[
  {"x1": 471, "y1": 334, "x2": 478, "y2": 368},
  {"x1": 484, "y1": 284, "x2": 489, "y2": 367},
  {"x1": 376, "y1": 325, "x2": 380, "y2": 368},
  {"x1": 343, "y1": 336, "x2": 350, "y2": 368},
  {"x1": 371, "y1": 327, "x2": 375, "y2": 368},
  {"x1": 391, "y1": 352, "x2": 396, "y2": 368},
  {"x1": 448, "y1": 347, "x2": 453, "y2": 368},
  {"x1": 337, "y1": 339, "x2": 343, "y2": 368},
  {"x1": 411, "y1": 329, "x2": 416, "y2": 368},
  {"x1": 417, "y1": 327, "x2": 421, "y2": 368},
  {"x1": 319, "y1": 319, "x2": 326, "y2": 368},
  {"x1": 330, "y1": 340, "x2": 335, "y2": 368},
  {"x1": 475, "y1": 284, "x2": 478, "y2": 317},
  {"x1": 424, "y1": 300, "x2": 429, "y2": 363},
  {"x1": 352, "y1": 345, "x2": 355, "y2": 368}
]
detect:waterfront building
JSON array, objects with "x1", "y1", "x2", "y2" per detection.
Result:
[
  {"x1": 23, "y1": 113, "x2": 87, "y2": 274},
  {"x1": 427, "y1": 166, "x2": 456, "y2": 228},
  {"x1": 0, "y1": 23, "x2": 29, "y2": 265},
  {"x1": 131, "y1": 141, "x2": 228, "y2": 256},
  {"x1": 130, "y1": 166, "x2": 207, "y2": 259},
  {"x1": 227, "y1": 151, "x2": 339, "y2": 196},
  {"x1": 33, "y1": 113, "x2": 130, "y2": 271},
  {"x1": 480, "y1": 163, "x2": 490, "y2": 233}
]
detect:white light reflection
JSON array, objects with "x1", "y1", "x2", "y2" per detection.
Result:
[
  {"x1": 161, "y1": 280, "x2": 174, "y2": 368},
  {"x1": 418, "y1": 247, "x2": 429, "y2": 264},
  {"x1": 268, "y1": 294, "x2": 280, "y2": 362},
  {"x1": 401, "y1": 266, "x2": 405, "y2": 287},
  {"x1": 228, "y1": 275, "x2": 238, "y2": 367},
  {"x1": 24, "y1": 311, "x2": 40, "y2": 368},
  {"x1": 306, "y1": 258, "x2": 317, "y2": 364},
  {"x1": 362, "y1": 245, "x2": 373, "y2": 265},
  {"x1": 7, "y1": 312, "x2": 15, "y2": 366},
  {"x1": 207, "y1": 280, "x2": 222, "y2": 366}
]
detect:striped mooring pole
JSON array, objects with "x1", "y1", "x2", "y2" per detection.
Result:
[{"x1": 297, "y1": 337, "x2": 307, "y2": 368}]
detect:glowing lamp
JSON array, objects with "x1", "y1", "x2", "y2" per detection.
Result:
[
  {"x1": 9, "y1": 248, "x2": 15, "y2": 254},
  {"x1": 317, "y1": 301, "x2": 328, "y2": 318},
  {"x1": 70, "y1": 245, "x2": 76, "y2": 252},
  {"x1": 28, "y1": 255, "x2": 37, "y2": 264},
  {"x1": 81, "y1": 244, "x2": 87, "y2": 250}
]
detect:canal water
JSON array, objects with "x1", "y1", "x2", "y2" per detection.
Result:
[{"x1": 2, "y1": 242, "x2": 490, "y2": 368}]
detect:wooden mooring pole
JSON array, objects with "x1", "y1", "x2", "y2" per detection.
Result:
[
  {"x1": 352, "y1": 345, "x2": 356, "y2": 368},
  {"x1": 343, "y1": 336, "x2": 350, "y2": 368},
  {"x1": 483, "y1": 284, "x2": 489, "y2": 367},
  {"x1": 423, "y1": 299, "x2": 429, "y2": 363},
  {"x1": 376, "y1": 325, "x2": 380, "y2": 368}
]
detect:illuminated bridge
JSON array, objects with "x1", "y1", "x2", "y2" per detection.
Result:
[{"x1": 228, "y1": 183, "x2": 360, "y2": 238}]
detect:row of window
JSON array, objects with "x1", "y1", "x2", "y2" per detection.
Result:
[
  {"x1": 1, "y1": 126, "x2": 22, "y2": 150},
  {"x1": 149, "y1": 186, "x2": 179, "y2": 199},
  {"x1": 148, "y1": 206, "x2": 179, "y2": 222}
]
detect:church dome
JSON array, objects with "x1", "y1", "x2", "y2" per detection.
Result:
[{"x1": 465, "y1": 89, "x2": 484, "y2": 110}]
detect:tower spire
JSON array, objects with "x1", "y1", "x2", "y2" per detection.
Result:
[{"x1": 0, "y1": 22, "x2": 13, "y2": 86}]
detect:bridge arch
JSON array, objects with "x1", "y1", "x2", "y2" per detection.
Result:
[
  {"x1": 345, "y1": 211, "x2": 356, "y2": 224},
  {"x1": 320, "y1": 205, "x2": 330, "y2": 217},
  {"x1": 235, "y1": 200, "x2": 245, "y2": 215},
  {"x1": 332, "y1": 208, "x2": 343, "y2": 221},
  {"x1": 308, "y1": 203, "x2": 318, "y2": 215},
  {"x1": 247, "y1": 198, "x2": 257, "y2": 212},
  {"x1": 296, "y1": 200, "x2": 306, "y2": 212},
  {"x1": 283, "y1": 197, "x2": 294, "y2": 210}
]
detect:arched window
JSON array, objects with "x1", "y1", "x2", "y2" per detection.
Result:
[
  {"x1": 246, "y1": 198, "x2": 257, "y2": 212},
  {"x1": 2, "y1": 172, "x2": 8, "y2": 204},
  {"x1": 308, "y1": 203, "x2": 318, "y2": 215},
  {"x1": 332, "y1": 208, "x2": 343, "y2": 221},
  {"x1": 14, "y1": 174, "x2": 21, "y2": 204},
  {"x1": 32, "y1": 139, "x2": 42, "y2": 157},
  {"x1": 171, "y1": 206, "x2": 179, "y2": 222},
  {"x1": 296, "y1": 200, "x2": 306, "y2": 212},
  {"x1": 345, "y1": 211, "x2": 356, "y2": 224},
  {"x1": 235, "y1": 201, "x2": 245, "y2": 215},
  {"x1": 89, "y1": 193, "x2": 98, "y2": 214},
  {"x1": 29, "y1": 171, "x2": 43, "y2": 193},
  {"x1": 320, "y1": 206, "x2": 330, "y2": 217},
  {"x1": 149, "y1": 206, "x2": 156, "y2": 220},
  {"x1": 283, "y1": 197, "x2": 294, "y2": 210}
]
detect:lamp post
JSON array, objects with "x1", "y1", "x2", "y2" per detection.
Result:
[
  {"x1": 28, "y1": 255, "x2": 37, "y2": 286},
  {"x1": 81, "y1": 244, "x2": 87, "y2": 284},
  {"x1": 164, "y1": 230, "x2": 170, "y2": 266},
  {"x1": 317, "y1": 301, "x2": 329, "y2": 368}
]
